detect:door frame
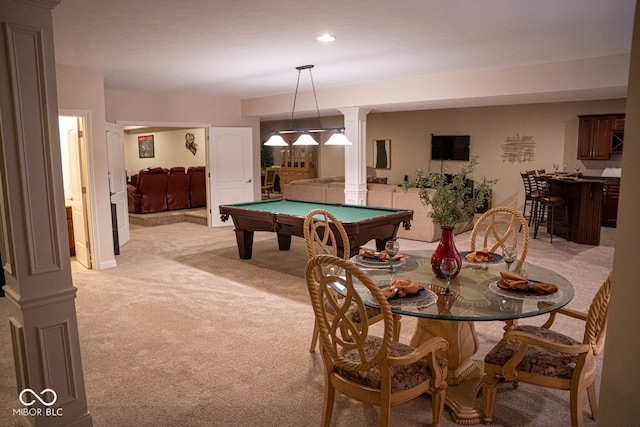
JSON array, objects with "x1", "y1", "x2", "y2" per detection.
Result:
[
  {"x1": 115, "y1": 120, "x2": 213, "y2": 216},
  {"x1": 59, "y1": 109, "x2": 95, "y2": 269}
]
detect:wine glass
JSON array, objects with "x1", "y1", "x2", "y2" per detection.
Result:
[
  {"x1": 440, "y1": 257, "x2": 458, "y2": 296},
  {"x1": 502, "y1": 246, "x2": 518, "y2": 272},
  {"x1": 575, "y1": 164, "x2": 581, "y2": 176},
  {"x1": 385, "y1": 239, "x2": 399, "y2": 258},
  {"x1": 553, "y1": 163, "x2": 560, "y2": 173},
  {"x1": 385, "y1": 239, "x2": 400, "y2": 276}
]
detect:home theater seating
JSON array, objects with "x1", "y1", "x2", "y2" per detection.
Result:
[{"x1": 127, "y1": 166, "x2": 206, "y2": 214}]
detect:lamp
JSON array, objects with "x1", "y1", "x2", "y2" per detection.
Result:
[
  {"x1": 264, "y1": 132, "x2": 288, "y2": 146},
  {"x1": 325, "y1": 129, "x2": 351, "y2": 145},
  {"x1": 268, "y1": 65, "x2": 351, "y2": 146},
  {"x1": 293, "y1": 132, "x2": 318, "y2": 146}
]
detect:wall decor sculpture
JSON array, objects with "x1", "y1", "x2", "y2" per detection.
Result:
[
  {"x1": 185, "y1": 132, "x2": 198, "y2": 155},
  {"x1": 501, "y1": 134, "x2": 535, "y2": 163}
]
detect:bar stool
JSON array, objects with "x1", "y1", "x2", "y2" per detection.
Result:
[
  {"x1": 533, "y1": 176, "x2": 567, "y2": 243},
  {"x1": 520, "y1": 171, "x2": 539, "y2": 228}
]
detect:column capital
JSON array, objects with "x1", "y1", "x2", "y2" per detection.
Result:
[{"x1": 339, "y1": 107, "x2": 372, "y2": 121}]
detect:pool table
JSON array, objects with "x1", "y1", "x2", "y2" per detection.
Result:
[{"x1": 219, "y1": 198, "x2": 413, "y2": 259}]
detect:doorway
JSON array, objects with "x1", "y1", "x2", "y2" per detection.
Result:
[
  {"x1": 120, "y1": 123, "x2": 210, "y2": 231},
  {"x1": 59, "y1": 114, "x2": 92, "y2": 270}
]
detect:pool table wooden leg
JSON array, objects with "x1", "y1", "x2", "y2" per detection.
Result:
[
  {"x1": 235, "y1": 229, "x2": 254, "y2": 259},
  {"x1": 276, "y1": 233, "x2": 292, "y2": 251}
]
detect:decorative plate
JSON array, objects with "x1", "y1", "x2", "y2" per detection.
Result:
[
  {"x1": 487, "y1": 280, "x2": 562, "y2": 301},
  {"x1": 363, "y1": 281, "x2": 437, "y2": 307},
  {"x1": 355, "y1": 254, "x2": 407, "y2": 269},
  {"x1": 459, "y1": 251, "x2": 503, "y2": 263}
]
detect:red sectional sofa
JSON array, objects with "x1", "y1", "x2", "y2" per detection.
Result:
[{"x1": 127, "y1": 166, "x2": 206, "y2": 213}]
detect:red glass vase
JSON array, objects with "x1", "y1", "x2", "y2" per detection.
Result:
[{"x1": 431, "y1": 226, "x2": 462, "y2": 278}]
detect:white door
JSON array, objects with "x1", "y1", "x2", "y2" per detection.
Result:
[
  {"x1": 106, "y1": 122, "x2": 131, "y2": 246},
  {"x1": 65, "y1": 118, "x2": 91, "y2": 268},
  {"x1": 208, "y1": 127, "x2": 254, "y2": 227}
]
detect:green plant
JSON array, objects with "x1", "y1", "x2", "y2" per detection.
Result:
[
  {"x1": 402, "y1": 156, "x2": 496, "y2": 227},
  {"x1": 260, "y1": 144, "x2": 275, "y2": 170}
]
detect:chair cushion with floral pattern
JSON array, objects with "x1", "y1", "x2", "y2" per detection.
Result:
[
  {"x1": 336, "y1": 336, "x2": 448, "y2": 392},
  {"x1": 323, "y1": 300, "x2": 381, "y2": 323},
  {"x1": 484, "y1": 325, "x2": 594, "y2": 380}
]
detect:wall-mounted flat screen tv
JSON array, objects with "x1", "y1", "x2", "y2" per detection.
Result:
[{"x1": 431, "y1": 135, "x2": 470, "y2": 161}]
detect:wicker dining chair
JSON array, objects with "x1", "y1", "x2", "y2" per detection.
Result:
[
  {"x1": 482, "y1": 273, "x2": 612, "y2": 427},
  {"x1": 303, "y1": 209, "x2": 400, "y2": 352},
  {"x1": 305, "y1": 254, "x2": 449, "y2": 427},
  {"x1": 470, "y1": 206, "x2": 529, "y2": 263}
]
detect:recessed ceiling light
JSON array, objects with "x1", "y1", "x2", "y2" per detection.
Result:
[{"x1": 317, "y1": 34, "x2": 336, "y2": 42}]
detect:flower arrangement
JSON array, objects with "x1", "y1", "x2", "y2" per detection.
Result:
[{"x1": 402, "y1": 156, "x2": 496, "y2": 227}]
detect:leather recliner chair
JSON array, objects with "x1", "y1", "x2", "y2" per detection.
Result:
[
  {"x1": 188, "y1": 166, "x2": 206, "y2": 208},
  {"x1": 137, "y1": 167, "x2": 169, "y2": 213},
  {"x1": 127, "y1": 183, "x2": 141, "y2": 213},
  {"x1": 167, "y1": 167, "x2": 191, "y2": 210}
]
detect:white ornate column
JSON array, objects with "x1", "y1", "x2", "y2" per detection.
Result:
[
  {"x1": 340, "y1": 107, "x2": 371, "y2": 205},
  {"x1": 0, "y1": 1, "x2": 92, "y2": 425}
]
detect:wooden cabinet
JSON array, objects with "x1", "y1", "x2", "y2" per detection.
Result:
[
  {"x1": 611, "y1": 116, "x2": 625, "y2": 130},
  {"x1": 611, "y1": 116, "x2": 625, "y2": 154},
  {"x1": 279, "y1": 145, "x2": 316, "y2": 185},
  {"x1": 577, "y1": 114, "x2": 625, "y2": 160},
  {"x1": 602, "y1": 184, "x2": 620, "y2": 227}
]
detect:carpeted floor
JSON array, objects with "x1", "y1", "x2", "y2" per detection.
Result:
[{"x1": 0, "y1": 220, "x2": 614, "y2": 426}]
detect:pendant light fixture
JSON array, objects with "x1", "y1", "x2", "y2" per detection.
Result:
[{"x1": 264, "y1": 65, "x2": 351, "y2": 146}]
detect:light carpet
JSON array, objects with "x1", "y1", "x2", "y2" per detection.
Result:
[{"x1": 0, "y1": 221, "x2": 614, "y2": 426}]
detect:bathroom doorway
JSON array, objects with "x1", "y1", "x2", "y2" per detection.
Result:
[{"x1": 59, "y1": 114, "x2": 92, "y2": 270}]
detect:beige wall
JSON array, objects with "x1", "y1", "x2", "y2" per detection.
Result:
[
  {"x1": 106, "y1": 88, "x2": 261, "y2": 198},
  {"x1": 598, "y1": 4, "x2": 640, "y2": 426},
  {"x1": 105, "y1": 88, "x2": 255, "y2": 127},
  {"x1": 56, "y1": 65, "x2": 115, "y2": 269},
  {"x1": 366, "y1": 99, "x2": 625, "y2": 209},
  {"x1": 56, "y1": 68, "x2": 261, "y2": 269},
  {"x1": 124, "y1": 128, "x2": 206, "y2": 177},
  {"x1": 243, "y1": 55, "x2": 629, "y2": 119},
  {"x1": 262, "y1": 98, "x2": 626, "y2": 210}
]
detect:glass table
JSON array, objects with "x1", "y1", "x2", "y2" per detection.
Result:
[{"x1": 344, "y1": 250, "x2": 574, "y2": 425}]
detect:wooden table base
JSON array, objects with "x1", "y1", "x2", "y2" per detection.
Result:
[{"x1": 411, "y1": 318, "x2": 485, "y2": 425}]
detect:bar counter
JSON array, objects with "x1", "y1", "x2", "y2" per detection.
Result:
[{"x1": 549, "y1": 176, "x2": 614, "y2": 245}]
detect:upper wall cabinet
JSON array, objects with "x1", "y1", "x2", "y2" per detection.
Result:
[
  {"x1": 610, "y1": 116, "x2": 625, "y2": 154},
  {"x1": 577, "y1": 114, "x2": 625, "y2": 160}
]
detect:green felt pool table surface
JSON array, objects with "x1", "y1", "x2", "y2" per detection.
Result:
[
  {"x1": 219, "y1": 198, "x2": 413, "y2": 259},
  {"x1": 226, "y1": 199, "x2": 404, "y2": 221}
]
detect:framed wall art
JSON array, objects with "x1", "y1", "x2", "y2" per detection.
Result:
[
  {"x1": 138, "y1": 135, "x2": 155, "y2": 158},
  {"x1": 374, "y1": 139, "x2": 391, "y2": 169}
]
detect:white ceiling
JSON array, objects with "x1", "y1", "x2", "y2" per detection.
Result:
[{"x1": 52, "y1": 0, "x2": 636, "y2": 114}]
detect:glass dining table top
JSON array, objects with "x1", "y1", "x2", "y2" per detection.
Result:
[{"x1": 341, "y1": 249, "x2": 574, "y2": 322}]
